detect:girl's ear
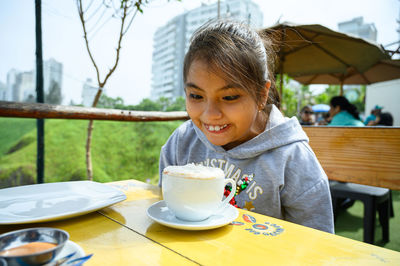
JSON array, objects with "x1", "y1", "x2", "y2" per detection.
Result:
[{"x1": 262, "y1": 80, "x2": 271, "y2": 105}]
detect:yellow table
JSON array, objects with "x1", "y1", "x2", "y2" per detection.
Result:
[{"x1": 1, "y1": 179, "x2": 399, "y2": 265}]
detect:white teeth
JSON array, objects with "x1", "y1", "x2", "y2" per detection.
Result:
[{"x1": 207, "y1": 124, "x2": 227, "y2": 132}]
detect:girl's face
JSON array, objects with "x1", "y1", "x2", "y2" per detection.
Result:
[{"x1": 185, "y1": 59, "x2": 268, "y2": 150}]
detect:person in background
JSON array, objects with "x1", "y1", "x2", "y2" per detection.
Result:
[
  {"x1": 159, "y1": 19, "x2": 334, "y2": 233},
  {"x1": 328, "y1": 96, "x2": 364, "y2": 126},
  {"x1": 375, "y1": 112, "x2": 394, "y2": 126},
  {"x1": 364, "y1": 105, "x2": 383, "y2": 125},
  {"x1": 316, "y1": 112, "x2": 331, "y2": 125},
  {"x1": 327, "y1": 96, "x2": 364, "y2": 210},
  {"x1": 299, "y1": 105, "x2": 315, "y2": 125}
]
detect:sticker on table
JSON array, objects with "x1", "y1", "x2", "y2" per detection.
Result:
[
  {"x1": 230, "y1": 213, "x2": 285, "y2": 237},
  {"x1": 230, "y1": 221, "x2": 245, "y2": 226}
]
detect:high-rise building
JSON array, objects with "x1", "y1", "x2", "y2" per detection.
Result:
[
  {"x1": 82, "y1": 78, "x2": 98, "y2": 107},
  {"x1": 150, "y1": 0, "x2": 263, "y2": 101},
  {"x1": 14, "y1": 71, "x2": 35, "y2": 102},
  {"x1": 44, "y1": 58, "x2": 63, "y2": 95},
  {"x1": 6, "y1": 69, "x2": 17, "y2": 101},
  {"x1": 0, "y1": 81, "x2": 6, "y2": 101},
  {"x1": 5, "y1": 58, "x2": 63, "y2": 103},
  {"x1": 338, "y1": 17, "x2": 377, "y2": 42}
]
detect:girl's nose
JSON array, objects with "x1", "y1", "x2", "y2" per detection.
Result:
[{"x1": 204, "y1": 100, "x2": 222, "y2": 119}]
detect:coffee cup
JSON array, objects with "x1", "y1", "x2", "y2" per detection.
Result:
[{"x1": 162, "y1": 164, "x2": 236, "y2": 222}]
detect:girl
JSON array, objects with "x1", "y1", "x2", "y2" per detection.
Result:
[
  {"x1": 328, "y1": 96, "x2": 364, "y2": 126},
  {"x1": 159, "y1": 20, "x2": 334, "y2": 233}
]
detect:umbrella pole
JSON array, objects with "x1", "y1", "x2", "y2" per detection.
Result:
[{"x1": 340, "y1": 81, "x2": 344, "y2": 96}]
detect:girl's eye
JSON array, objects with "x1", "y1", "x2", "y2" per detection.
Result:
[
  {"x1": 223, "y1": 95, "x2": 240, "y2": 101},
  {"x1": 189, "y1": 93, "x2": 203, "y2": 100}
]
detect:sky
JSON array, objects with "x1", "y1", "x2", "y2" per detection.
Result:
[{"x1": 0, "y1": 0, "x2": 399, "y2": 105}]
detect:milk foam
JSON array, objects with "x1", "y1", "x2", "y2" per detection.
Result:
[{"x1": 163, "y1": 164, "x2": 225, "y2": 179}]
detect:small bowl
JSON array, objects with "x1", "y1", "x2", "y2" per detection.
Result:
[{"x1": 0, "y1": 227, "x2": 69, "y2": 266}]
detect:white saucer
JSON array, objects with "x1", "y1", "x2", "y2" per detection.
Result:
[
  {"x1": 147, "y1": 200, "x2": 239, "y2": 230},
  {"x1": 55, "y1": 240, "x2": 86, "y2": 261}
]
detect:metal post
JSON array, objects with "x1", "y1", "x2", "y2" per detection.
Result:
[{"x1": 35, "y1": 0, "x2": 45, "y2": 184}]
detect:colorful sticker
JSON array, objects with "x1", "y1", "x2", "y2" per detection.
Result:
[
  {"x1": 232, "y1": 213, "x2": 285, "y2": 237},
  {"x1": 252, "y1": 224, "x2": 268, "y2": 230},
  {"x1": 230, "y1": 221, "x2": 245, "y2": 226},
  {"x1": 243, "y1": 214, "x2": 257, "y2": 223}
]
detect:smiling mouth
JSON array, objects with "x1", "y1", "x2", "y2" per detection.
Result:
[{"x1": 204, "y1": 124, "x2": 228, "y2": 132}]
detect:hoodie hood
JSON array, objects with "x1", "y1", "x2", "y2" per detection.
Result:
[{"x1": 193, "y1": 105, "x2": 309, "y2": 159}]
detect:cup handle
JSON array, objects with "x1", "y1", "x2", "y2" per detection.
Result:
[{"x1": 215, "y1": 178, "x2": 236, "y2": 213}]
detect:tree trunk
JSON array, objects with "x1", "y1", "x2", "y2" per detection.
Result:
[
  {"x1": 85, "y1": 87, "x2": 103, "y2": 180},
  {"x1": 77, "y1": 0, "x2": 131, "y2": 181},
  {"x1": 86, "y1": 119, "x2": 94, "y2": 181}
]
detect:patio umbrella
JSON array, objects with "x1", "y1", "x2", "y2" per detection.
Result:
[
  {"x1": 293, "y1": 59, "x2": 400, "y2": 85},
  {"x1": 261, "y1": 23, "x2": 391, "y2": 95},
  {"x1": 312, "y1": 104, "x2": 330, "y2": 113}
]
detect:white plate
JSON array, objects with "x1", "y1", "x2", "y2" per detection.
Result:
[
  {"x1": 0, "y1": 181, "x2": 126, "y2": 224},
  {"x1": 147, "y1": 200, "x2": 239, "y2": 230}
]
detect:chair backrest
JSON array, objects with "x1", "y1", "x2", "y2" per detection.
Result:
[{"x1": 303, "y1": 127, "x2": 400, "y2": 190}]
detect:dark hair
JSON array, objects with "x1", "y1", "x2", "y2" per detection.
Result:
[
  {"x1": 183, "y1": 19, "x2": 280, "y2": 110},
  {"x1": 377, "y1": 112, "x2": 393, "y2": 126},
  {"x1": 330, "y1": 96, "x2": 361, "y2": 120},
  {"x1": 300, "y1": 105, "x2": 313, "y2": 113}
]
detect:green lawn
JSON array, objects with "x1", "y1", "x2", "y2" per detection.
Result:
[
  {"x1": 0, "y1": 118, "x2": 183, "y2": 186},
  {"x1": 334, "y1": 190, "x2": 400, "y2": 252},
  {"x1": 0, "y1": 118, "x2": 35, "y2": 156}
]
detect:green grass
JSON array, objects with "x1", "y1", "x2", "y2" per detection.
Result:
[
  {"x1": 0, "y1": 118, "x2": 36, "y2": 155},
  {"x1": 335, "y1": 190, "x2": 400, "y2": 251},
  {"x1": 0, "y1": 118, "x2": 183, "y2": 185}
]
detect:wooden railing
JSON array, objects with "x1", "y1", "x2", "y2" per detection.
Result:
[
  {"x1": 0, "y1": 101, "x2": 189, "y2": 121},
  {"x1": 1, "y1": 101, "x2": 399, "y2": 190}
]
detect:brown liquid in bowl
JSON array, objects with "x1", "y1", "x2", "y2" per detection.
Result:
[{"x1": 0, "y1": 242, "x2": 57, "y2": 256}]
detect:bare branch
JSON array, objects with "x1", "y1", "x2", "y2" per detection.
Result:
[
  {"x1": 123, "y1": 8, "x2": 139, "y2": 35},
  {"x1": 103, "y1": 0, "x2": 112, "y2": 9},
  {"x1": 100, "y1": 1, "x2": 129, "y2": 87},
  {"x1": 86, "y1": 3, "x2": 107, "y2": 27},
  {"x1": 84, "y1": 0, "x2": 96, "y2": 13},
  {"x1": 76, "y1": 0, "x2": 101, "y2": 85},
  {"x1": 85, "y1": 0, "x2": 103, "y2": 21},
  {"x1": 76, "y1": 0, "x2": 152, "y2": 180}
]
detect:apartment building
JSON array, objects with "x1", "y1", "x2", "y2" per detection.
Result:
[{"x1": 5, "y1": 58, "x2": 63, "y2": 103}]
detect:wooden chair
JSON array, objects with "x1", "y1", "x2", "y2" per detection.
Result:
[{"x1": 303, "y1": 126, "x2": 400, "y2": 244}]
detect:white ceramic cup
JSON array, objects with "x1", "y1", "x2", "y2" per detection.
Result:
[{"x1": 162, "y1": 164, "x2": 236, "y2": 222}]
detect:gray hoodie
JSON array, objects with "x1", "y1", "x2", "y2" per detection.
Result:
[{"x1": 159, "y1": 105, "x2": 334, "y2": 233}]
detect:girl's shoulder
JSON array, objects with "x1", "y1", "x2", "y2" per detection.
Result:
[
  {"x1": 174, "y1": 120, "x2": 195, "y2": 136},
  {"x1": 167, "y1": 120, "x2": 198, "y2": 143}
]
